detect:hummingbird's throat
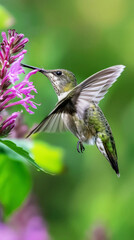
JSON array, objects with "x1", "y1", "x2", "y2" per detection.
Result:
[
  {"x1": 51, "y1": 78, "x2": 74, "y2": 96},
  {"x1": 63, "y1": 82, "x2": 74, "y2": 92}
]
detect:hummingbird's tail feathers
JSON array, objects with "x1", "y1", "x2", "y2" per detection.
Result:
[
  {"x1": 26, "y1": 112, "x2": 67, "y2": 138},
  {"x1": 103, "y1": 142, "x2": 119, "y2": 175},
  {"x1": 96, "y1": 137, "x2": 119, "y2": 175},
  {"x1": 69, "y1": 65, "x2": 125, "y2": 119}
]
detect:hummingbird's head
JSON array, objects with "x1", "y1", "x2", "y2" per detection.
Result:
[
  {"x1": 41, "y1": 69, "x2": 77, "y2": 97},
  {"x1": 21, "y1": 64, "x2": 77, "y2": 99}
]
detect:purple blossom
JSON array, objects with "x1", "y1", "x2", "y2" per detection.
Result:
[
  {"x1": 0, "y1": 112, "x2": 19, "y2": 137},
  {"x1": 0, "y1": 224, "x2": 18, "y2": 240},
  {"x1": 0, "y1": 195, "x2": 50, "y2": 240},
  {"x1": 88, "y1": 223, "x2": 110, "y2": 240},
  {"x1": 10, "y1": 114, "x2": 29, "y2": 138},
  {"x1": 0, "y1": 29, "x2": 39, "y2": 137}
]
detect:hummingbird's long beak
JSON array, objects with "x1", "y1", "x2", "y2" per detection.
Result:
[{"x1": 21, "y1": 63, "x2": 48, "y2": 74}]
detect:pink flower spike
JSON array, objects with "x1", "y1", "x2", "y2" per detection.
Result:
[
  {"x1": 0, "y1": 50, "x2": 4, "y2": 62},
  {"x1": 3, "y1": 112, "x2": 19, "y2": 125},
  {"x1": 12, "y1": 38, "x2": 29, "y2": 54},
  {"x1": 1, "y1": 60, "x2": 8, "y2": 78},
  {"x1": 0, "y1": 29, "x2": 39, "y2": 137},
  {"x1": 0, "y1": 116, "x2": 3, "y2": 122},
  {"x1": 29, "y1": 101, "x2": 38, "y2": 109},
  {"x1": 17, "y1": 33, "x2": 24, "y2": 40},
  {"x1": 13, "y1": 50, "x2": 27, "y2": 59},
  {"x1": 0, "y1": 112, "x2": 19, "y2": 137},
  {"x1": 20, "y1": 38, "x2": 29, "y2": 45},
  {"x1": 9, "y1": 36, "x2": 15, "y2": 47},
  {"x1": 10, "y1": 49, "x2": 27, "y2": 64},
  {"x1": 2, "y1": 119, "x2": 15, "y2": 130},
  {"x1": 5, "y1": 45, "x2": 10, "y2": 61},
  {"x1": 1, "y1": 32, "x2": 8, "y2": 43},
  {"x1": 8, "y1": 55, "x2": 25, "y2": 84},
  {"x1": 24, "y1": 69, "x2": 38, "y2": 81}
]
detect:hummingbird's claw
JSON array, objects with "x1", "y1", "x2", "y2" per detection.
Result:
[{"x1": 77, "y1": 140, "x2": 85, "y2": 153}]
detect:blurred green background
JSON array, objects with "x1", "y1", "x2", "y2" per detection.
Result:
[{"x1": 1, "y1": 0, "x2": 134, "y2": 239}]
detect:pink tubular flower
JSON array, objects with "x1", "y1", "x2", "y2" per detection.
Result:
[
  {"x1": 0, "y1": 112, "x2": 19, "y2": 137},
  {"x1": 0, "y1": 29, "x2": 39, "y2": 137},
  {"x1": 0, "y1": 195, "x2": 50, "y2": 240}
]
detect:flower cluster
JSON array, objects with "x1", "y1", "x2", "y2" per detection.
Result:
[
  {"x1": 0, "y1": 195, "x2": 50, "y2": 240},
  {"x1": 0, "y1": 29, "x2": 38, "y2": 137}
]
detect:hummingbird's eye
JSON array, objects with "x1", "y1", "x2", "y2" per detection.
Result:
[{"x1": 55, "y1": 71, "x2": 62, "y2": 76}]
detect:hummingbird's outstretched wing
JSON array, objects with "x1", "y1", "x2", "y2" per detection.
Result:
[
  {"x1": 69, "y1": 65, "x2": 125, "y2": 118},
  {"x1": 26, "y1": 111, "x2": 67, "y2": 137},
  {"x1": 26, "y1": 97, "x2": 75, "y2": 137}
]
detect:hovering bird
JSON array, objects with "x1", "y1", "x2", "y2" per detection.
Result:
[{"x1": 22, "y1": 63, "x2": 125, "y2": 176}]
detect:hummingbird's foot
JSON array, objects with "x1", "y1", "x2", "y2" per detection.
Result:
[{"x1": 77, "y1": 140, "x2": 85, "y2": 153}]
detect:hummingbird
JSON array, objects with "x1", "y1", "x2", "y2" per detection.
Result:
[{"x1": 21, "y1": 63, "x2": 125, "y2": 176}]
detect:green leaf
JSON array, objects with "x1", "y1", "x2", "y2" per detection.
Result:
[
  {"x1": 0, "y1": 5, "x2": 15, "y2": 29},
  {"x1": 0, "y1": 154, "x2": 31, "y2": 218},
  {"x1": 0, "y1": 139, "x2": 44, "y2": 172},
  {"x1": 31, "y1": 141, "x2": 65, "y2": 174}
]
